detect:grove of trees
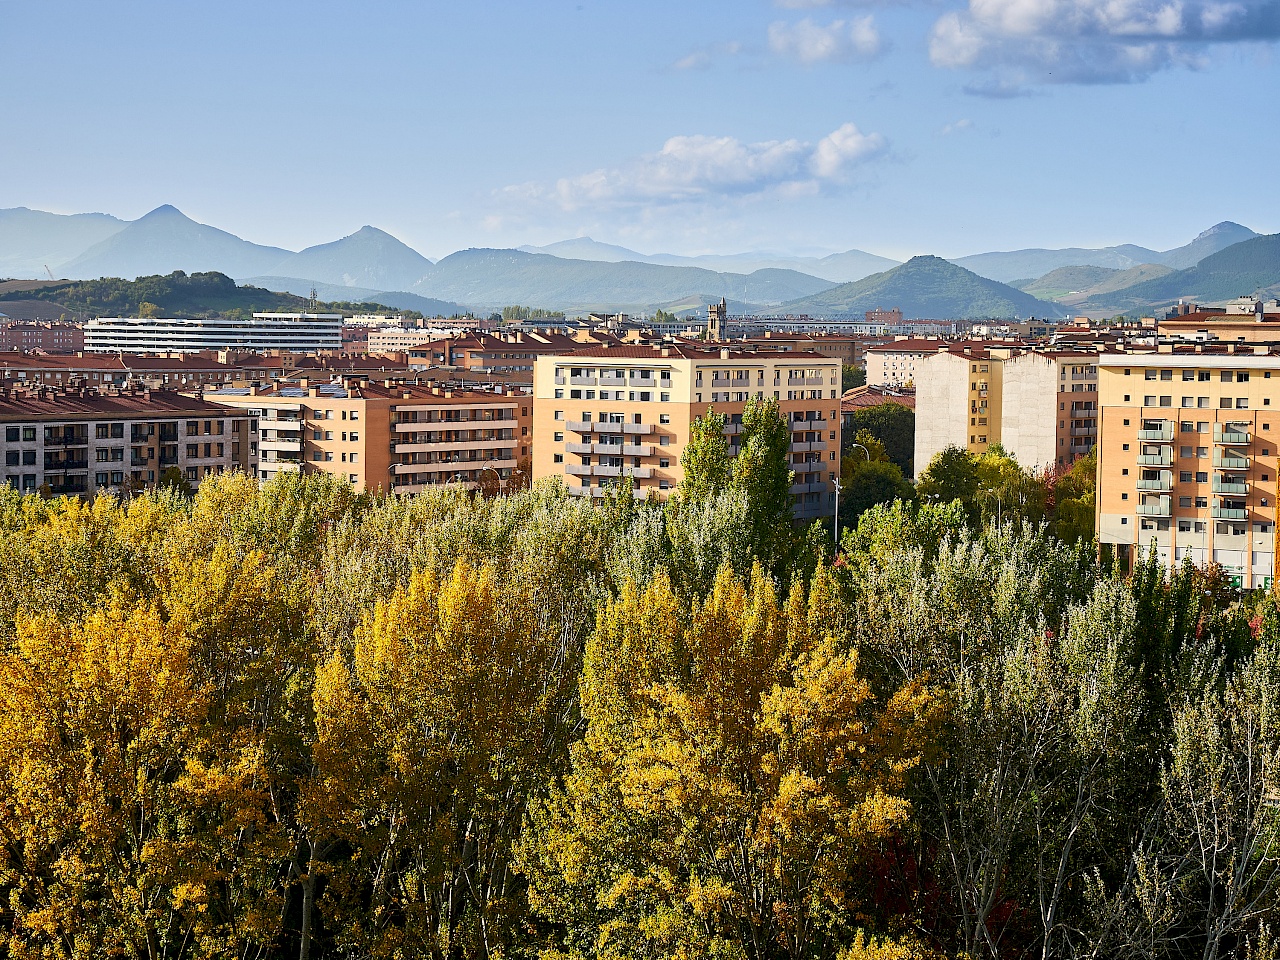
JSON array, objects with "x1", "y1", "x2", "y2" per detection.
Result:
[{"x1": 0, "y1": 407, "x2": 1276, "y2": 960}]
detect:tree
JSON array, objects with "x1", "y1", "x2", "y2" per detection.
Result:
[
  {"x1": 847, "y1": 403, "x2": 915, "y2": 475},
  {"x1": 677, "y1": 407, "x2": 732, "y2": 502},
  {"x1": 157, "y1": 464, "x2": 192, "y2": 497},
  {"x1": 839, "y1": 457, "x2": 914, "y2": 529},
  {"x1": 733, "y1": 396, "x2": 796, "y2": 566},
  {"x1": 842, "y1": 364, "x2": 867, "y2": 391},
  {"x1": 916, "y1": 445, "x2": 980, "y2": 512},
  {"x1": 523, "y1": 565, "x2": 945, "y2": 960}
]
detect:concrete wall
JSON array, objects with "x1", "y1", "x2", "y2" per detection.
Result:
[
  {"x1": 1000, "y1": 353, "x2": 1059, "y2": 472},
  {"x1": 913, "y1": 352, "x2": 971, "y2": 476}
]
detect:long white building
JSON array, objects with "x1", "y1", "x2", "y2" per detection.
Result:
[{"x1": 84, "y1": 314, "x2": 342, "y2": 354}]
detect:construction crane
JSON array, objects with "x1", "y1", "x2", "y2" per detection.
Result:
[{"x1": 44, "y1": 265, "x2": 55, "y2": 282}]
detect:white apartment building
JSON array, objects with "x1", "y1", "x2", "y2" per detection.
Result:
[{"x1": 85, "y1": 313, "x2": 342, "y2": 354}]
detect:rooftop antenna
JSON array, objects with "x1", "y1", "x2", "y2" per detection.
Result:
[{"x1": 308, "y1": 287, "x2": 319, "y2": 314}]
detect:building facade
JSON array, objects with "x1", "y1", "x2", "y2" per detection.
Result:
[
  {"x1": 84, "y1": 314, "x2": 342, "y2": 354},
  {"x1": 531, "y1": 344, "x2": 842, "y2": 520},
  {"x1": 0, "y1": 387, "x2": 251, "y2": 497},
  {"x1": 0, "y1": 321, "x2": 84, "y2": 352},
  {"x1": 207, "y1": 379, "x2": 529, "y2": 492},
  {"x1": 1095, "y1": 348, "x2": 1280, "y2": 589}
]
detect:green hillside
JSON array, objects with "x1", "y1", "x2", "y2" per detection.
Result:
[
  {"x1": 781, "y1": 255, "x2": 1067, "y2": 319},
  {"x1": 0, "y1": 271, "x2": 424, "y2": 321},
  {"x1": 1081, "y1": 233, "x2": 1280, "y2": 312},
  {"x1": 1015, "y1": 263, "x2": 1174, "y2": 302}
]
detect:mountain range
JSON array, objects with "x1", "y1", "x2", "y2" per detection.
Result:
[
  {"x1": 779, "y1": 256, "x2": 1069, "y2": 319},
  {"x1": 951, "y1": 222, "x2": 1258, "y2": 283},
  {"x1": 0, "y1": 204, "x2": 1274, "y2": 319}
]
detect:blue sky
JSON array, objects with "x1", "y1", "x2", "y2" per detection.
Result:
[{"x1": 2, "y1": 0, "x2": 1277, "y2": 260}]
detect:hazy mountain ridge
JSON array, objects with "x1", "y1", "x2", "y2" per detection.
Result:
[
  {"x1": 1014, "y1": 263, "x2": 1175, "y2": 302},
  {"x1": 519, "y1": 236, "x2": 900, "y2": 283},
  {"x1": 780, "y1": 255, "x2": 1068, "y2": 319},
  {"x1": 1080, "y1": 233, "x2": 1280, "y2": 313},
  {"x1": 409, "y1": 249, "x2": 838, "y2": 313},
  {"x1": 952, "y1": 222, "x2": 1259, "y2": 283},
  {"x1": 0, "y1": 208, "x2": 127, "y2": 279}
]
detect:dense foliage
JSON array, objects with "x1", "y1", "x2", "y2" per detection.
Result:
[
  {"x1": 0, "y1": 427, "x2": 1276, "y2": 959},
  {"x1": 0, "y1": 271, "x2": 422, "y2": 321}
]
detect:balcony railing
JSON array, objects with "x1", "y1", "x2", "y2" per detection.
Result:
[
  {"x1": 1214, "y1": 452, "x2": 1249, "y2": 470},
  {"x1": 1212, "y1": 504, "x2": 1248, "y2": 520},
  {"x1": 1137, "y1": 477, "x2": 1172, "y2": 491},
  {"x1": 1214, "y1": 425, "x2": 1250, "y2": 445},
  {"x1": 1136, "y1": 498, "x2": 1171, "y2": 517},
  {"x1": 1138, "y1": 424, "x2": 1174, "y2": 441},
  {"x1": 1137, "y1": 448, "x2": 1174, "y2": 466},
  {"x1": 565, "y1": 442, "x2": 592, "y2": 454},
  {"x1": 1213, "y1": 479, "x2": 1248, "y2": 494}
]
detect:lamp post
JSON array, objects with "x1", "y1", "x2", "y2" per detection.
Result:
[{"x1": 834, "y1": 442, "x2": 870, "y2": 548}]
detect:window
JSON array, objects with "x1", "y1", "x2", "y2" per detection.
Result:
[
  {"x1": 1160, "y1": 370, "x2": 1173, "y2": 381},
  {"x1": 95, "y1": 472, "x2": 109, "y2": 486},
  {"x1": 1196, "y1": 472, "x2": 1208, "y2": 483},
  {"x1": 1144, "y1": 396, "x2": 1156, "y2": 406},
  {"x1": 554, "y1": 410, "x2": 563, "y2": 420},
  {"x1": 1145, "y1": 370, "x2": 1158, "y2": 380},
  {"x1": 3, "y1": 428, "x2": 15, "y2": 442},
  {"x1": 1180, "y1": 446, "x2": 1193, "y2": 458},
  {"x1": 186, "y1": 421, "x2": 199, "y2": 436},
  {"x1": 1237, "y1": 398, "x2": 1249, "y2": 409},
  {"x1": 96, "y1": 424, "x2": 110, "y2": 439},
  {"x1": 1221, "y1": 371, "x2": 1235, "y2": 382},
  {"x1": 1182, "y1": 398, "x2": 1194, "y2": 408},
  {"x1": 553, "y1": 454, "x2": 564, "y2": 463},
  {"x1": 659, "y1": 458, "x2": 670, "y2": 468},
  {"x1": 554, "y1": 389, "x2": 564, "y2": 399},
  {"x1": 186, "y1": 444, "x2": 198, "y2": 458},
  {"x1": 96, "y1": 449, "x2": 110, "y2": 462},
  {"x1": 1197, "y1": 446, "x2": 1208, "y2": 458},
  {"x1": 1195, "y1": 496, "x2": 1207, "y2": 508},
  {"x1": 1179, "y1": 497, "x2": 1192, "y2": 508},
  {"x1": 350, "y1": 410, "x2": 359, "y2": 421},
  {"x1": 553, "y1": 432, "x2": 563, "y2": 442},
  {"x1": 1180, "y1": 471, "x2": 1193, "y2": 482},
  {"x1": 349, "y1": 432, "x2": 358, "y2": 442},
  {"x1": 4, "y1": 452, "x2": 15, "y2": 466},
  {"x1": 324, "y1": 431, "x2": 334, "y2": 441},
  {"x1": 350, "y1": 453, "x2": 358, "y2": 463},
  {"x1": 1160, "y1": 397, "x2": 1172, "y2": 407},
  {"x1": 659, "y1": 414, "x2": 671, "y2": 424},
  {"x1": 21, "y1": 428, "x2": 34, "y2": 442}
]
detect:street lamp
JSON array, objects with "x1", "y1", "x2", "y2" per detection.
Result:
[{"x1": 834, "y1": 442, "x2": 870, "y2": 548}]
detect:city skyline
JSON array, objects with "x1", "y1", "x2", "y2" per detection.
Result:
[{"x1": 2, "y1": 0, "x2": 1277, "y2": 261}]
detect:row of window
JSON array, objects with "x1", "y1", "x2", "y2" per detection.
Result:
[
  {"x1": 1135, "y1": 395, "x2": 1267, "y2": 409},
  {"x1": 1139, "y1": 368, "x2": 1264, "y2": 382}
]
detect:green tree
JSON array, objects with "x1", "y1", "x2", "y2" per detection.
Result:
[
  {"x1": 847, "y1": 403, "x2": 915, "y2": 475},
  {"x1": 733, "y1": 396, "x2": 796, "y2": 566},
  {"x1": 839, "y1": 457, "x2": 914, "y2": 529},
  {"x1": 677, "y1": 407, "x2": 732, "y2": 502},
  {"x1": 842, "y1": 364, "x2": 867, "y2": 391},
  {"x1": 916, "y1": 445, "x2": 980, "y2": 513}
]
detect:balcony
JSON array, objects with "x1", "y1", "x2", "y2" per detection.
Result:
[
  {"x1": 48, "y1": 480, "x2": 88, "y2": 495},
  {"x1": 1070, "y1": 427, "x2": 1095, "y2": 437},
  {"x1": 554, "y1": 375, "x2": 566, "y2": 385},
  {"x1": 1136, "y1": 472, "x2": 1172, "y2": 492},
  {"x1": 790, "y1": 481, "x2": 827, "y2": 495},
  {"x1": 1137, "y1": 447, "x2": 1174, "y2": 466},
  {"x1": 1214, "y1": 452, "x2": 1249, "y2": 470},
  {"x1": 593, "y1": 465, "x2": 622, "y2": 478},
  {"x1": 623, "y1": 423, "x2": 653, "y2": 435},
  {"x1": 259, "y1": 437, "x2": 303, "y2": 453},
  {"x1": 600, "y1": 374, "x2": 627, "y2": 386},
  {"x1": 1214, "y1": 425, "x2": 1250, "y2": 445},
  {"x1": 45, "y1": 434, "x2": 89, "y2": 447},
  {"x1": 1212, "y1": 503, "x2": 1248, "y2": 520},
  {"x1": 1213, "y1": 478, "x2": 1248, "y2": 495},
  {"x1": 46, "y1": 458, "x2": 88, "y2": 471},
  {"x1": 592, "y1": 441, "x2": 624, "y2": 454},
  {"x1": 566, "y1": 420, "x2": 595, "y2": 433},
  {"x1": 1136, "y1": 497, "x2": 1171, "y2": 517},
  {"x1": 570, "y1": 375, "x2": 596, "y2": 385},
  {"x1": 565, "y1": 442, "x2": 592, "y2": 454},
  {"x1": 565, "y1": 464, "x2": 592, "y2": 476},
  {"x1": 1138, "y1": 423, "x2": 1174, "y2": 441},
  {"x1": 622, "y1": 444, "x2": 652, "y2": 457},
  {"x1": 627, "y1": 467, "x2": 653, "y2": 479}
]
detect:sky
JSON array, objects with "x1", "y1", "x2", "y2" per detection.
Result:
[{"x1": 1, "y1": 0, "x2": 1278, "y2": 261}]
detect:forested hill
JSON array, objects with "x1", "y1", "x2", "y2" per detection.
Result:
[{"x1": 0, "y1": 271, "x2": 424, "y2": 320}]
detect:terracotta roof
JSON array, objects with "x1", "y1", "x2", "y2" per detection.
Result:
[
  {"x1": 0, "y1": 388, "x2": 239, "y2": 420},
  {"x1": 841, "y1": 385, "x2": 916, "y2": 411}
]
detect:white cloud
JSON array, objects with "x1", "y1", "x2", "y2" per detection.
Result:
[
  {"x1": 672, "y1": 40, "x2": 743, "y2": 71},
  {"x1": 939, "y1": 118, "x2": 975, "y2": 135},
  {"x1": 503, "y1": 123, "x2": 887, "y2": 212},
  {"x1": 768, "y1": 16, "x2": 884, "y2": 62},
  {"x1": 929, "y1": 0, "x2": 1279, "y2": 88}
]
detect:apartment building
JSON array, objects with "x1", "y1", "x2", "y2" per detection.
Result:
[
  {"x1": 867, "y1": 338, "x2": 945, "y2": 386},
  {"x1": 531, "y1": 344, "x2": 842, "y2": 520},
  {"x1": 85, "y1": 313, "x2": 342, "y2": 353},
  {"x1": 0, "y1": 352, "x2": 239, "y2": 389},
  {"x1": 1096, "y1": 347, "x2": 1280, "y2": 588},
  {"x1": 206, "y1": 379, "x2": 529, "y2": 492},
  {"x1": 914, "y1": 344, "x2": 1099, "y2": 473},
  {"x1": 0, "y1": 321, "x2": 84, "y2": 352},
  {"x1": 0, "y1": 386, "x2": 251, "y2": 497}
]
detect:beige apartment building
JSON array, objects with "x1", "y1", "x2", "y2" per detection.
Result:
[
  {"x1": 531, "y1": 344, "x2": 842, "y2": 520},
  {"x1": 207, "y1": 379, "x2": 530, "y2": 492},
  {"x1": 914, "y1": 344, "x2": 1098, "y2": 475},
  {"x1": 0, "y1": 386, "x2": 252, "y2": 497},
  {"x1": 1096, "y1": 346, "x2": 1280, "y2": 588}
]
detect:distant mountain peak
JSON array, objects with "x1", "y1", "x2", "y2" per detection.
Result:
[
  {"x1": 141, "y1": 204, "x2": 186, "y2": 219},
  {"x1": 1197, "y1": 221, "x2": 1250, "y2": 239}
]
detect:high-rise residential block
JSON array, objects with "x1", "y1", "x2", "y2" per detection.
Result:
[
  {"x1": 531, "y1": 344, "x2": 842, "y2": 520},
  {"x1": 1095, "y1": 347, "x2": 1280, "y2": 588}
]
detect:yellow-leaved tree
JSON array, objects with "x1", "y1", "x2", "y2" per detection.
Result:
[
  {"x1": 522, "y1": 563, "x2": 945, "y2": 960},
  {"x1": 0, "y1": 605, "x2": 277, "y2": 960},
  {"x1": 307, "y1": 558, "x2": 581, "y2": 960}
]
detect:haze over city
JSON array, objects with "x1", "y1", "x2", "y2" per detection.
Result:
[{"x1": 3, "y1": 0, "x2": 1278, "y2": 260}]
